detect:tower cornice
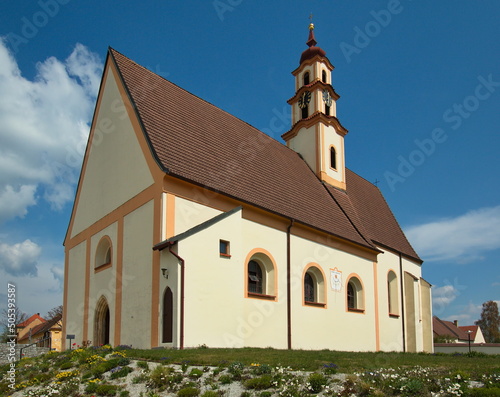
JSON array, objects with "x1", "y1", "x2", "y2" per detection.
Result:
[
  {"x1": 282, "y1": 112, "x2": 348, "y2": 142},
  {"x1": 292, "y1": 54, "x2": 334, "y2": 76}
]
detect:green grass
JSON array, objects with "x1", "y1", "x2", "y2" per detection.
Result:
[{"x1": 122, "y1": 347, "x2": 499, "y2": 375}]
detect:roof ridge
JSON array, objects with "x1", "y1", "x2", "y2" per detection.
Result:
[
  {"x1": 109, "y1": 48, "x2": 285, "y2": 147},
  {"x1": 323, "y1": 183, "x2": 377, "y2": 250}
]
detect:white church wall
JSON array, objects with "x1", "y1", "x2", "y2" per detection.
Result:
[
  {"x1": 65, "y1": 241, "x2": 87, "y2": 348},
  {"x1": 120, "y1": 200, "x2": 154, "y2": 348},
  {"x1": 375, "y1": 248, "x2": 405, "y2": 352},
  {"x1": 240, "y1": 218, "x2": 288, "y2": 349},
  {"x1": 71, "y1": 67, "x2": 154, "y2": 238},
  {"x1": 289, "y1": 234, "x2": 377, "y2": 351},
  {"x1": 176, "y1": 209, "x2": 245, "y2": 348},
  {"x1": 288, "y1": 125, "x2": 317, "y2": 174},
  {"x1": 174, "y1": 196, "x2": 223, "y2": 237}
]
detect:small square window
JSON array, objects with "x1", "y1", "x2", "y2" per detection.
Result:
[{"x1": 219, "y1": 240, "x2": 230, "y2": 257}]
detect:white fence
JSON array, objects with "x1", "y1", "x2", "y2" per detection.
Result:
[{"x1": 434, "y1": 343, "x2": 500, "y2": 355}]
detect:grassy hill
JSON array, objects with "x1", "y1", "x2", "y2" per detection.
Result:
[{"x1": 2, "y1": 346, "x2": 499, "y2": 396}]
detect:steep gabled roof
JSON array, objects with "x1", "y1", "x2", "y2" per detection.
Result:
[
  {"x1": 16, "y1": 313, "x2": 45, "y2": 328},
  {"x1": 459, "y1": 325, "x2": 481, "y2": 341},
  {"x1": 18, "y1": 314, "x2": 62, "y2": 342},
  {"x1": 433, "y1": 316, "x2": 469, "y2": 341},
  {"x1": 108, "y1": 48, "x2": 420, "y2": 262}
]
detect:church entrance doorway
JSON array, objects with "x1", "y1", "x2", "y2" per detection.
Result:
[{"x1": 94, "y1": 297, "x2": 110, "y2": 346}]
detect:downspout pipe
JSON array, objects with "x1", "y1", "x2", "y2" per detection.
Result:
[
  {"x1": 168, "y1": 243, "x2": 185, "y2": 350},
  {"x1": 399, "y1": 252, "x2": 406, "y2": 353},
  {"x1": 287, "y1": 219, "x2": 295, "y2": 350}
]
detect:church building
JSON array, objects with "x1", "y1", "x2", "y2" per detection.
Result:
[{"x1": 63, "y1": 25, "x2": 433, "y2": 352}]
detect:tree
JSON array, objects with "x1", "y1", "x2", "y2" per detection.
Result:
[
  {"x1": 0, "y1": 307, "x2": 28, "y2": 343},
  {"x1": 45, "y1": 305, "x2": 63, "y2": 320},
  {"x1": 475, "y1": 300, "x2": 500, "y2": 343}
]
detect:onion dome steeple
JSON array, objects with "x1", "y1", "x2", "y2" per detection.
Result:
[
  {"x1": 300, "y1": 23, "x2": 327, "y2": 64},
  {"x1": 283, "y1": 22, "x2": 348, "y2": 191}
]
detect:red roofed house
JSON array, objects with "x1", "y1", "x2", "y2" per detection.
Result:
[
  {"x1": 16, "y1": 313, "x2": 45, "y2": 342},
  {"x1": 17, "y1": 314, "x2": 63, "y2": 351},
  {"x1": 433, "y1": 316, "x2": 486, "y2": 344},
  {"x1": 63, "y1": 24, "x2": 433, "y2": 352}
]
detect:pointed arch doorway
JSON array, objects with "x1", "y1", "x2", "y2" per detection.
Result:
[{"x1": 94, "y1": 297, "x2": 110, "y2": 346}]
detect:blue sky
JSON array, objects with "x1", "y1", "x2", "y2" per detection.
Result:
[{"x1": 0, "y1": 1, "x2": 499, "y2": 326}]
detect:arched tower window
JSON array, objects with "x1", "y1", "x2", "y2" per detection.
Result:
[
  {"x1": 301, "y1": 106, "x2": 309, "y2": 119},
  {"x1": 322, "y1": 70, "x2": 327, "y2": 83},
  {"x1": 330, "y1": 146, "x2": 337, "y2": 170},
  {"x1": 303, "y1": 72, "x2": 310, "y2": 86}
]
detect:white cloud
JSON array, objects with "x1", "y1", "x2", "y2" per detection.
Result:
[
  {"x1": 50, "y1": 265, "x2": 64, "y2": 290},
  {"x1": 432, "y1": 284, "x2": 460, "y2": 313},
  {"x1": 0, "y1": 39, "x2": 102, "y2": 222},
  {"x1": 445, "y1": 302, "x2": 483, "y2": 325},
  {"x1": 0, "y1": 239, "x2": 41, "y2": 276},
  {"x1": 0, "y1": 185, "x2": 37, "y2": 223},
  {"x1": 405, "y1": 206, "x2": 500, "y2": 263}
]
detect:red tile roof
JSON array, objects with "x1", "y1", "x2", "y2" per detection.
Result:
[
  {"x1": 18, "y1": 314, "x2": 62, "y2": 342},
  {"x1": 459, "y1": 325, "x2": 480, "y2": 341},
  {"x1": 108, "y1": 48, "x2": 421, "y2": 263},
  {"x1": 433, "y1": 316, "x2": 470, "y2": 341},
  {"x1": 16, "y1": 313, "x2": 45, "y2": 328}
]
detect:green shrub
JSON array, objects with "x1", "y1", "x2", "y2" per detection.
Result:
[
  {"x1": 149, "y1": 365, "x2": 183, "y2": 390},
  {"x1": 117, "y1": 357, "x2": 131, "y2": 366},
  {"x1": 85, "y1": 382, "x2": 99, "y2": 394},
  {"x1": 219, "y1": 374, "x2": 233, "y2": 384},
  {"x1": 244, "y1": 374, "x2": 273, "y2": 390},
  {"x1": 109, "y1": 365, "x2": 133, "y2": 379},
  {"x1": 400, "y1": 378, "x2": 425, "y2": 396},
  {"x1": 59, "y1": 361, "x2": 74, "y2": 370},
  {"x1": 307, "y1": 372, "x2": 327, "y2": 393},
  {"x1": 228, "y1": 361, "x2": 245, "y2": 379},
  {"x1": 95, "y1": 383, "x2": 119, "y2": 396},
  {"x1": 137, "y1": 360, "x2": 149, "y2": 370},
  {"x1": 177, "y1": 386, "x2": 200, "y2": 397},
  {"x1": 322, "y1": 363, "x2": 338, "y2": 375},
  {"x1": 252, "y1": 364, "x2": 272, "y2": 375},
  {"x1": 189, "y1": 368, "x2": 204, "y2": 379},
  {"x1": 132, "y1": 373, "x2": 149, "y2": 384},
  {"x1": 260, "y1": 392, "x2": 272, "y2": 397}
]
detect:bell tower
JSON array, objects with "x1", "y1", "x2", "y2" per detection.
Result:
[{"x1": 282, "y1": 23, "x2": 348, "y2": 190}]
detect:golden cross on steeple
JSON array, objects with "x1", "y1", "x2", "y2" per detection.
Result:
[{"x1": 309, "y1": 13, "x2": 314, "y2": 30}]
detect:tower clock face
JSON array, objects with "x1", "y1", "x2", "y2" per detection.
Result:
[
  {"x1": 298, "y1": 91, "x2": 311, "y2": 108},
  {"x1": 323, "y1": 90, "x2": 333, "y2": 107}
]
